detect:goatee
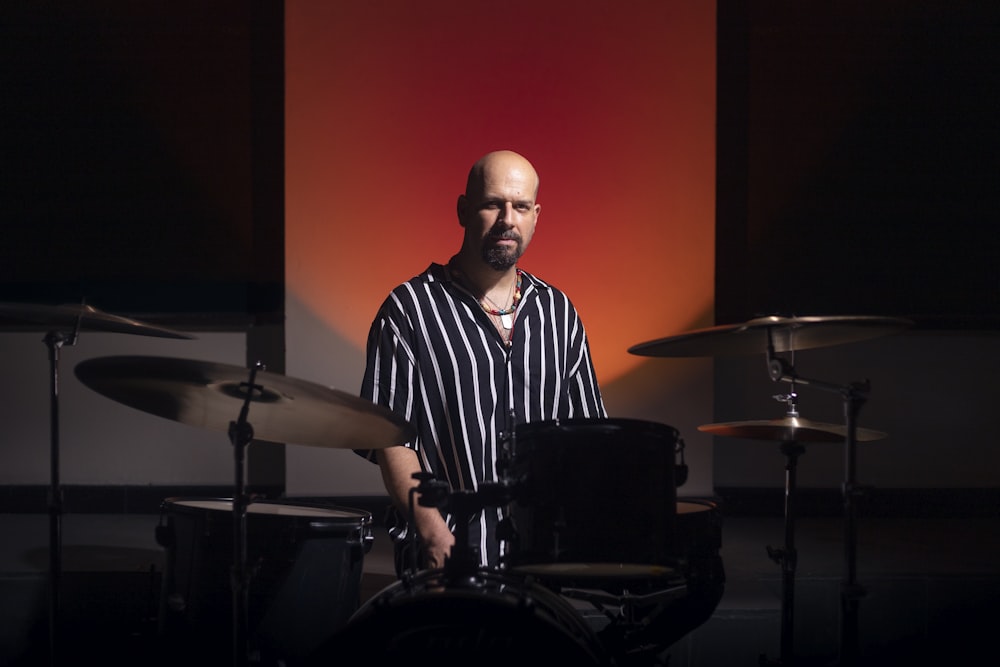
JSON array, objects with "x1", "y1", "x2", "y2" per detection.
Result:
[{"x1": 483, "y1": 243, "x2": 520, "y2": 271}]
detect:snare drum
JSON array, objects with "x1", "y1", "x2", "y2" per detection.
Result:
[
  {"x1": 502, "y1": 418, "x2": 679, "y2": 583},
  {"x1": 623, "y1": 499, "x2": 726, "y2": 652},
  {"x1": 675, "y1": 499, "x2": 723, "y2": 564},
  {"x1": 311, "y1": 568, "x2": 611, "y2": 666},
  {"x1": 156, "y1": 497, "x2": 372, "y2": 665}
]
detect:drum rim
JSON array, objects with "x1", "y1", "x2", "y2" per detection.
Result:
[
  {"x1": 509, "y1": 561, "x2": 678, "y2": 579},
  {"x1": 345, "y1": 567, "x2": 610, "y2": 662},
  {"x1": 676, "y1": 498, "x2": 718, "y2": 513},
  {"x1": 160, "y1": 496, "x2": 372, "y2": 522},
  {"x1": 514, "y1": 416, "x2": 679, "y2": 437}
]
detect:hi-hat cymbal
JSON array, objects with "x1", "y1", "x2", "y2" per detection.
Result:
[
  {"x1": 0, "y1": 302, "x2": 194, "y2": 339},
  {"x1": 74, "y1": 355, "x2": 414, "y2": 450},
  {"x1": 698, "y1": 417, "x2": 887, "y2": 443},
  {"x1": 628, "y1": 315, "x2": 913, "y2": 358}
]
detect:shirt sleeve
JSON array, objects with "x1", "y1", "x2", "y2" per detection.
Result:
[
  {"x1": 567, "y1": 318, "x2": 608, "y2": 419},
  {"x1": 355, "y1": 294, "x2": 418, "y2": 462}
]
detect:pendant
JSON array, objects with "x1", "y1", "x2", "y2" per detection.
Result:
[{"x1": 500, "y1": 313, "x2": 513, "y2": 329}]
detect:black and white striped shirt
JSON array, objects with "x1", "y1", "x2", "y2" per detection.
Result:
[{"x1": 359, "y1": 262, "x2": 607, "y2": 567}]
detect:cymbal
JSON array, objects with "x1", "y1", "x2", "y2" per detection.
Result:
[
  {"x1": 74, "y1": 355, "x2": 414, "y2": 450},
  {"x1": 628, "y1": 315, "x2": 912, "y2": 358},
  {"x1": 698, "y1": 417, "x2": 887, "y2": 443},
  {"x1": 0, "y1": 302, "x2": 194, "y2": 339}
]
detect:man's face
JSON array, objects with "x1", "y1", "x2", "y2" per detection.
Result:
[{"x1": 461, "y1": 157, "x2": 540, "y2": 270}]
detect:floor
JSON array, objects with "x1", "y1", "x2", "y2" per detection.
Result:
[{"x1": 1, "y1": 502, "x2": 998, "y2": 667}]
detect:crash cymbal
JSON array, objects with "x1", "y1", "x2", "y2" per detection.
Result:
[
  {"x1": 0, "y1": 302, "x2": 194, "y2": 339},
  {"x1": 698, "y1": 417, "x2": 887, "y2": 443},
  {"x1": 628, "y1": 315, "x2": 913, "y2": 358},
  {"x1": 74, "y1": 355, "x2": 414, "y2": 450}
]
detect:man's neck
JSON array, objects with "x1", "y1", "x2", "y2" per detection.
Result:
[{"x1": 449, "y1": 254, "x2": 517, "y2": 298}]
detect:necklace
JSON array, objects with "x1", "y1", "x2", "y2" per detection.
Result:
[
  {"x1": 480, "y1": 269, "x2": 522, "y2": 329},
  {"x1": 447, "y1": 260, "x2": 523, "y2": 332}
]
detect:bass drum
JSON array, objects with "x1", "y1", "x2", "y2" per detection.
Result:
[
  {"x1": 156, "y1": 497, "x2": 372, "y2": 667},
  {"x1": 308, "y1": 569, "x2": 612, "y2": 666}
]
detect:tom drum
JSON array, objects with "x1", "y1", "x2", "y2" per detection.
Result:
[{"x1": 502, "y1": 418, "x2": 680, "y2": 584}]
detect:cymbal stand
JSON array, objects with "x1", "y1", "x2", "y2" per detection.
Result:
[
  {"x1": 227, "y1": 362, "x2": 264, "y2": 667},
  {"x1": 760, "y1": 385, "x2": 805, "y2": 667},
  {"x1": 766, "y1": 341, "x2": 870, "y2": 667},
  {"x1": 837, "y1": 381, "x2": 868, "y2": 667},
  {"x1": 42, "y1": 323, "x2": 80, "y2": 667}
]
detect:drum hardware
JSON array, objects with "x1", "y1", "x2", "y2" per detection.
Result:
[
  {"x1": 0, "y1": 301, "x2": 194, "y2": 667},
  {"x1": 675, "y1": 436, "x2": 689, "y2": 488},
  {"x1": 632, "y1": 314, "x2": 911, "y2": 667},
  {"x1": 558, "y1": 581, "x2": 689, "y2": 637},
  {"x1": 74, "y1": 355, "x2": 414, "y2": 667},
  {"x1": 697, "y1": 418, "x2": 813, "y2": 667},
  {"x1": 229, "y1": 362, "x2": 260, "y2": 667},
  {"x1": 762, "y1": 342, "x2": 879, "y2": 667},
  {"x1": 408, "y1": 473, "x2": 515, "y2": 581},
  {"x1": 496, "y1": 408, "x2": 517, "y2": 480},
  {"x1": 559, "y1": 583, "x2": 689, "y2": 611}
]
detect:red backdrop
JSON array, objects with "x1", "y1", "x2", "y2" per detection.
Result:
[{"x1": 285, "y1": 1, "x2": 716, "y2": 386}]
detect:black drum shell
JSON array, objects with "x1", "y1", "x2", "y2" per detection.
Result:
[
  {"x1": 156, "y1": 497, "x2": 372, "y2": 666},
  {"x1": 502, "y1": 418, "x2": 679, "y2": 581}
]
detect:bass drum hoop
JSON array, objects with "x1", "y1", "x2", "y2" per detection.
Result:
[{"x1": 314, "y1": 568, "x2": 611, "y2": 666}]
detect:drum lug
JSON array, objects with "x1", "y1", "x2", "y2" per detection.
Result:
[
  {"x1": 154, "y1": 522, "x2": 174, "y2": 549},
  {"x1": 349, "y1": 525, "x2": 375, "y2": 555}
]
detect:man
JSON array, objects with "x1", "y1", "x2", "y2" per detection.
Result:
[{"x1": 359, "y1": 149, "x2": 606, "y2": 574}]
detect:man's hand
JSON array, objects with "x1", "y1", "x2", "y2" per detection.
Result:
[{"x1": 376, "y1": 445, "x2": 455, "y2": 568}]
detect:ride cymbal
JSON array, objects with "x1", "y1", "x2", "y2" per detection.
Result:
[
  {"x1": 74, "y1": 355, "x2": 414, "y2": 450},
  {"x1": 0, "y1": 302, "x2": 194, "y2": 339},
  {"x1": 698, "y1": 417, "x2": 887, "y2": 443},
  {"x1": 628, "y1": 315, "x2": 913, "y2": 358}
]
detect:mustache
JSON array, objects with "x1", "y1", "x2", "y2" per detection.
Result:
[{"x1": 488, "y1": 229, "x2": 521, "y2": 241}]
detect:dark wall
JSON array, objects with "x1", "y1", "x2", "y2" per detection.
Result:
[
  {"x1": 717, "y1": 1, "x2": 1000, "y2": 330},
  {"x1": 0, "y1": 1, "x2": 284, "y2": 328},
  {"x1": 711, "y1": 1, "x2": 1000, "y2": 504}
]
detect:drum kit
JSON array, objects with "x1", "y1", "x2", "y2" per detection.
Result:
[{"x1": 2, "y1": 301, "x2": 912, "y2": 667}]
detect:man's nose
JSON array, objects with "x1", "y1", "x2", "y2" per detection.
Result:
[{"x1": 497, "y1": 202, "x2": 513, "y2": 224}]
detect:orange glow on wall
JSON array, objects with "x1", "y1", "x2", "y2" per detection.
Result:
[{"x1": 285, "y1": 1, "x2": 716, "y2": 385}]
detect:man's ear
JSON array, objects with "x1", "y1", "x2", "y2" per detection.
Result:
[{"x1": 456, "y1": 194, "x2": 468, "y2": 227}]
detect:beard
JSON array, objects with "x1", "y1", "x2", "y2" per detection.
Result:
[{"x1": 482, "y1": 237, "x2": 522, "y2": 270}]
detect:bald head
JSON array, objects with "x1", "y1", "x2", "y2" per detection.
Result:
[
  {"x1": 456, "y1": 150, "x2": 541, "y2": 272},
  {"x1": 464, "y1": 150, "x2": 540, "y2": 201}
]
